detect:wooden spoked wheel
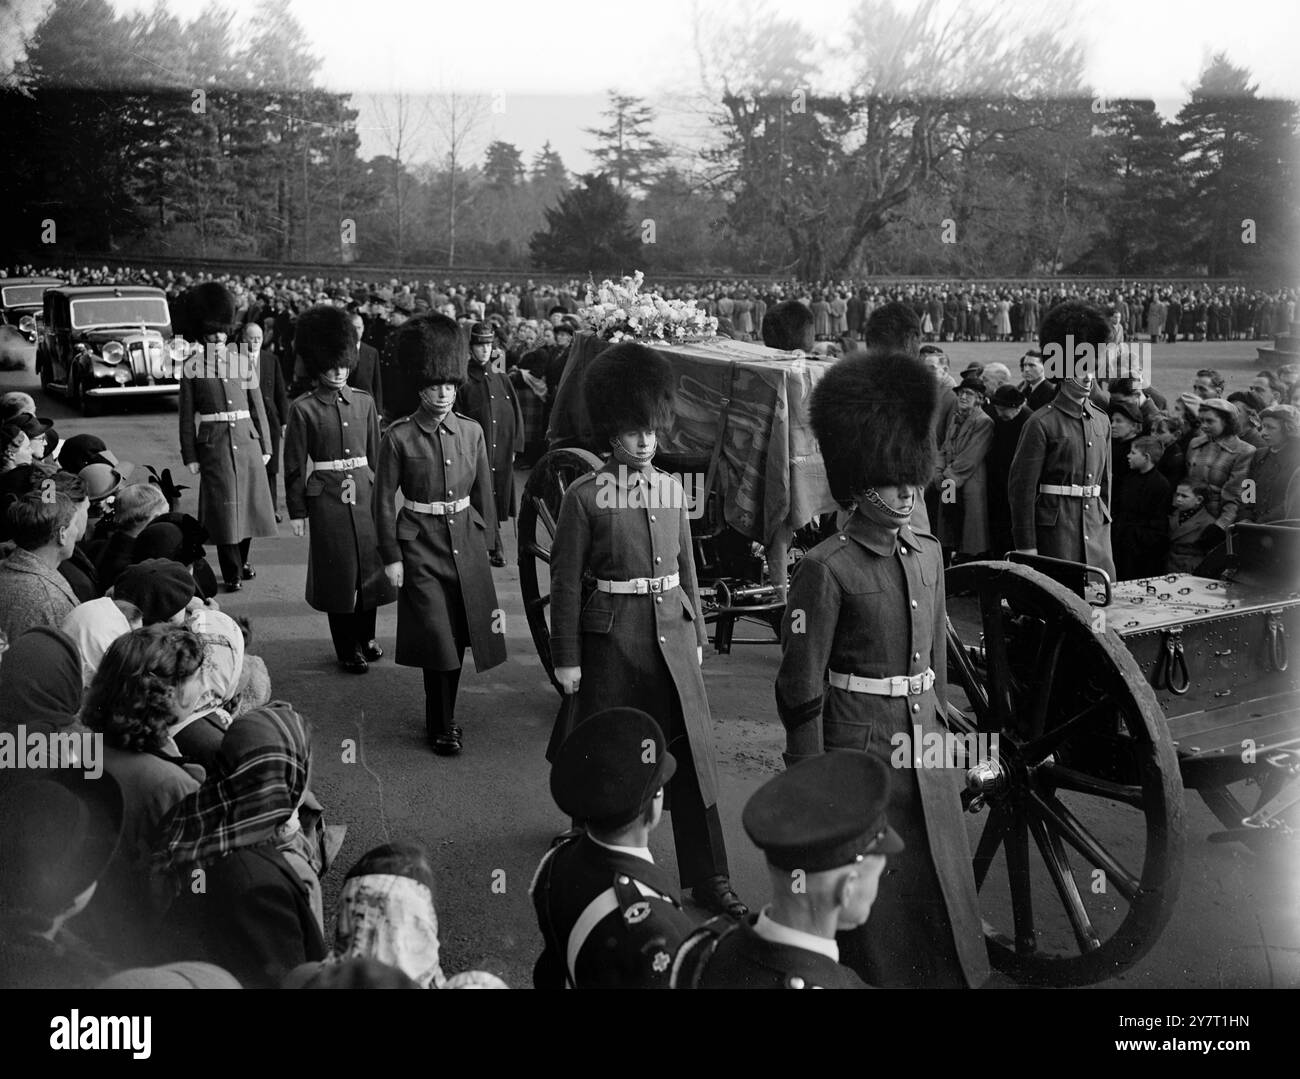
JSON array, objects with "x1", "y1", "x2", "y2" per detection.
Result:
[
  {"x1": 517, "y1": 447, "x2": 603, "y2": 695},
  {"x1": 944, "y1": 561, "x2": 1186, "y2": 986}
]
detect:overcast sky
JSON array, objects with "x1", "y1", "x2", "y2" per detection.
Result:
[{"x1": 102, "y1": 0, "x2": 1300, "y2": 174}]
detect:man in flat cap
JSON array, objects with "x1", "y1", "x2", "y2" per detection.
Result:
[
  {"x1": 672, "y1": 751, "x2": 902, "y2": 989},
  {"x1": 530, "y1": 707, "x2": 695, "y2": 989}
]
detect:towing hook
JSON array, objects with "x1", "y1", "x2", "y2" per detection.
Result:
[{"x1": 1161, "y1": 629, "x2": 1190, "y2": 695}]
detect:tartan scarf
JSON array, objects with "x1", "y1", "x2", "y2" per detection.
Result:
[{"x1": 154, "y1": 701, "x2": 310, "y2": 873}]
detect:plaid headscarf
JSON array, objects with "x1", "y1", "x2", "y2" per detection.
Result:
[{"x1": 154, "y1": 702, "x2": 310, "y2": 873}]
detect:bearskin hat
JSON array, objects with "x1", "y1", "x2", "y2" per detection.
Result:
[
  {"x1": 394, "y1": 313, "x2": 466, "y2": 388},
  {"x1": 294, "y1": 305, "x2": 357, "y2": 376},
  {"x1": 584, "y1": 343, "x2": 675, "y2": 443},
  {"x1": 173, "y1": 281, "x2": 236, "y2": 343},
  {"x1": 810, "y1": 351, "x2": 937, "y2": 505}
]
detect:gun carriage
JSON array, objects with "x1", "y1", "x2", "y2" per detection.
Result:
[{"x1": 517, "y1": 331, "x2": 1299, "y2": 986}]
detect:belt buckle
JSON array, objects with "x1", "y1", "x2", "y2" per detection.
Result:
[
  {"x1": 648, "y1": 577, "x2": 663, "y2": 594},
  {"x1": 909, "y1": 674, "x2": 925, "y2": 696},
  {"x1": 890, "y1": 676, "x2": 908, "y2": 696},
  {"x1": 634, "y1": 578, "x2": 649, "y2": 595}
]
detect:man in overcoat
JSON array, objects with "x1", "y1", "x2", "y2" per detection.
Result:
[
  {"x1": 284, "y1": 305, "x2": 397, "y2": 674},
  {"x1": 934, "y1": 375, "x2": 994, "y2": 561},
  {"x1": 175, "y1": 282, "x2": 277, "y2": 591},
  {"x1": 247, "y1": 322, "x2": 288, "y2": 522},
  {"x1": 458, "y1": 322, "x2": 524, "y2": 567},
  {"x1": 1008, "y1": 300, "x2": 1116, "y2": 580},
  {"x1": 548, "y1": 343, "x2": 744, "y2": 919},
  {"x1": 347, "y1": 311, "x2": 384, "y2": 413},
  {"x1": 776, "y1": 351, "x2": 989, "y2": 989},
  {"x1": 374, "y1": 314, "x2": 505, "y2": 755}
]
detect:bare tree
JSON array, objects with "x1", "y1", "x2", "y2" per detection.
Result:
[
  {"x1": 369, "y1": 91, "x2": 425, "y2": 265},
  {"x1": 426, "y1": 91, "x2": 488, "y2": 267}
]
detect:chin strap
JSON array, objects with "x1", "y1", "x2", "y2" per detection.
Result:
[{"x1": 860, "y1": 487, "x2": 912, "y2": 520}]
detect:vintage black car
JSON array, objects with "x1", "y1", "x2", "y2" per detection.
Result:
[
  {"x1": 37, "y1": 285, "x2": 184, "y2": 414},
  {"x1": 0, "y1": 276, "x2": 64, "y2": 344}
]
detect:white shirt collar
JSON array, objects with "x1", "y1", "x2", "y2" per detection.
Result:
[
  {"x1": 587, "y1": 834, "x2": 654, "y2": 864},
  {"x1": 754, "y1": 906, "x2": 839, "y2": 962}
]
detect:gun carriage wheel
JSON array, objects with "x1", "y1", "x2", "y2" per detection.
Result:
[{"x1": 943, "y1": 561, "x2": 1187, "y2": 986}]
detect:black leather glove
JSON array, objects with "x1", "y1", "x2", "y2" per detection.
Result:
[{"x1": 1197, "y1": 523, "x2": 1226, "y2": 551}]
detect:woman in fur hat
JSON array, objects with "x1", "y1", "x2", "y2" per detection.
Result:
[
  {"x1": 547, "y1": 342, "x2": 745, "y2": 919},
  {"x1": 284, "y1": 305, "x2": 396, "y2": 674},
  {"x1": 175, "y1": 282, "x2": 277, "y2": 591},
  {"x1": 373, "y1": 314, "x2": 504, "y2": 755},
  {"x1": 777, "y1": 350, "x2": 989, "y2": 989}
]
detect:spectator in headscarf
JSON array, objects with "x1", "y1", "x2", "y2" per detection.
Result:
[
  {"x1": 61, "y1": 595, "x2": 141, "y2": 687},
  {"x1": 0, "y1": 770, "x2": 124, "y2": 989},
  {"x1": 284, "y1": 841, "x2": 507, "y2": 989},
  {"x1": 154, "y1": 702, "x2": 327, "y2": 988}
]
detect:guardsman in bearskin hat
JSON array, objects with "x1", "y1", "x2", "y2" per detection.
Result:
[
  {"x1": 672, "y1": 750, "x2": 903, "y2": 989},
  {"x1": 530, "y1": 707, "x2": 695, "y2": 988},
  {"x1": 373, "y1": 313, "x2": 505, "y2": 755},
  {"x1": 283, "y1": 305, "x2": 397, "y2": 673},
  {"x1": 175, "y1": 281, "x2": 277, "y2": 591},
  {"x1": 1008, "y1": 300, "x2": 1116, "y2": 579},
  {"x1": 776, "y1": 351, "x2": 988, "y2": 988},
  {"x1": 457, "y1": 322, "x2": 524, "y2": 567},
  {"x1": 548, "y1": 342, "x2": 745, "y2": 919}
]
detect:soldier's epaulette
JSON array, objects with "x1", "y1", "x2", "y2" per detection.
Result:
[
  {"x1": 385, "y1": 414, "x2": 414, "y2": 429},
  {"x1": 350, "y1": 387, "x2": 373, "y2": 399},
  {"x1": 568, "y1": 471, "x2": 598, "y2": 491}
]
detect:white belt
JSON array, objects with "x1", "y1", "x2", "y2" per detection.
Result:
[
  {"x1": 307, "y1": 456, "x2": 367, "y2": 473},
  {"x1": 828, "y1": 668, "x2": 935, "y2": 697},
  {"x1": 407, "y1": 496, "x2": 470, "y2": 515},
  {"x1": 197, "y1": 410, "x2": 250, "y2": 423},
  {"x1": 1039, "y1": 483, "x2": 1101, "y2": 497},
  {"x1": 594, "y1": 573, "x2": 680, "y2": 595}
]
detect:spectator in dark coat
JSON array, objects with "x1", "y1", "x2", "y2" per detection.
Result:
[
  {"x1": 347, "y1": 311, "x2": 384, "y2": 413},
  {"x1": 1108, "y1": 399, "x2": 1143, "y2": 487},
  {"x1": 1113, "y1": 437, "x2": 1171, "y2": 579},
  {"x1": 1239, "y1": 405, "x2": 1300, "y2": 524},
  {"x1": 1153, "y1": 415, "x2": 1186, "y2": 486},
  {"x1": 986, "y1": 384, "x2": 1029, "y2": 557},
  {"x1": 155, "y1": 702, "x2": 325, "y2": 988}
]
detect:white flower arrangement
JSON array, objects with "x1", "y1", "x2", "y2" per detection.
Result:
[{"x1": 580, "y1": 271, "x2": 719, "y2": 344}]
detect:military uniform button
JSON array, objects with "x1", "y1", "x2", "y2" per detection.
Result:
[
  {"x1": 901, "y1": 547, "x2": 908, "y2": 555},
  {"x1": 913, "y1": 652, "x2": 921, "y2": 661},
  {"x1": 617, "y1": 875, "x2": 630, "y2": 885},
  {"x1": 343, "y1": 421, "x2": 348, "y2": 426},
  {"x1": 654, "y1": 556, "x2": 661, "y2": 564},
  {"x1": 445, "y1": 459, "x2": 452, "y2": 465},
  {"x1": 656, "y1": 597, "x2": 662, "y2": 604},
  {"x1": 788, "y1": 976, "x2": 805, "y2": 989},
  {"x1": 650, "y1": 515, "x2": 656, "y2": 522},
  {"x1": 910, "y1": 600, "x2": 918, "y2": 609},
  {"x1": 839, "y1": 534, "x2": 846, "y2": 542},
  {"x1": 659, "y1": 636, "x2": 666, "y2": 643},
  {"x1": 912, "y1": 703, "x2": 921, "y2": 713},
  {"x1": 452, "y1": 549, "x2": 458, "y2": 555}
]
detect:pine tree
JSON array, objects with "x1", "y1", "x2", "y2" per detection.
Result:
[
  {"x1": 528, "y1": 173, "x2": 639, "y2": 271},
  {"x1": 584, "y1": 91, "x2": 668, "y2": 194}
]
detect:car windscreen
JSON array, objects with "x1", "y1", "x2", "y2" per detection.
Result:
[
  {"x1": 69, "y1": 297, "x2": 170, "y2": 329},
  {"x1": 2, "y1": 284, "x2": 56, "y2": 309}
]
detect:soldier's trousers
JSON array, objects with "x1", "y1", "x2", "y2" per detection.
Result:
[
  {"x1": 423, "y1": 657, "x2": 463, "y2": 740},
  {"x1": 327, "y1": 608, "x2": 378, "y2": 661},
  {"x1": 663, "y1": 709, "x2": 729, "y2": 890},
  {"x1": 216, "y1": 538, "x2": 252, "y2": 583}
]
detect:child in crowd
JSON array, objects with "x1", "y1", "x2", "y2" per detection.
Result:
[
  {"x1": 1167, "y1": 482, "x2": 1216, "y2": 573},
  {"x1": 1113, "y1": 436, "x2": 1171, "y2": 579},
  {"x1": 1108, "y1": 400, "x2": 1143, "y2": 485}
]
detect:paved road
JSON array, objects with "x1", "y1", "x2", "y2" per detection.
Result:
[{"x1": 4, "y1": 337, "x2": 1296, "y2": 990}]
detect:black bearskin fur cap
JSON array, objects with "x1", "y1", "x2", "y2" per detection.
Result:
[
  {"x1": 584, "y1": 342, "x2": 675, "y2": 443},
  {"x1": 173, "y1": 281, "x2": 236, "y2": 343},
  {"x1": 294, "y1": 305, "x2": 357, "y2": 376},
  {"x1": 394, "y1": 313, "x2": 467, "y2": 388},
  {"x1": 810, "y1": 351, "x2": 937, "y2": 505}
]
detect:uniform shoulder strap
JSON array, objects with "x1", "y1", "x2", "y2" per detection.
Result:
[{"x1": 668, "y1": 915, "x2": 743, "y2": 989}]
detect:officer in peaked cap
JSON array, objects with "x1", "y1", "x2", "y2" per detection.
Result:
[
  {"x1": 671, "y1": 751, "x2": 902, "y2": 989},
  {"x1": 530, "y1": 707, "x2": 695, "y2": 989}
]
